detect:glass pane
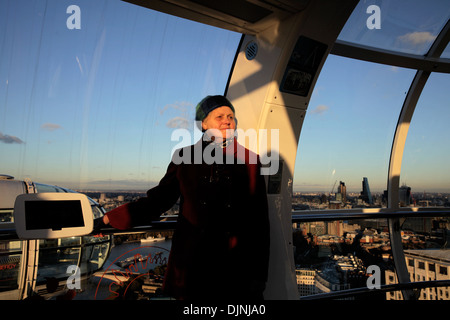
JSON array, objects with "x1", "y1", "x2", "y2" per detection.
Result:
[
  {"x1": 79, "y1": 240, "x2": 111, "y2": 275},
  {"x1": 0, "y1": 241, "x2": 22, "y2": 292},
  {"x1": 37, "y1": 238, "x2": 82, "y2": 286},
  {"x1": 0, "y1": 209, "x2": 13, "y2": 223},
  {"x1": 35, "y1": 183, "x2": 65, "y2": 193},
  {"x1": 398, "y1": 73, "x2": 450, "y2": 300},
  {"x1": 90, "y1": 203, "x2": 105, "y2": 219},
  {"x1": 338, "y1": 0, "x2": 450, "y2": 55},
  {"x1": 81, "y1": 234, "x2": 112, "y2": 268},
  {"x1": 293, "y1": 55, "x2": 415, "y2": 208},
  {"x1": 77, "y1": 231, "x2": 172, "y2": 300},
  {"x1": 401, "y1": 73, "x2": 450, "y2": 196},
  {"x1": 293, "y1": 218, "x2": 394, "y2": 300},
  {"x1": 0, "y1": 0, "x2": 241, "y2": 189}
]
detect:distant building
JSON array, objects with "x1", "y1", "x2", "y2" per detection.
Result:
[
  {"x1": 399, "y1": 185, "x2": 412, "y2": 206},
  {"x1": 382, "y1": 185, "x2": 413, "y2": 207},
  {"x1": 295, "y1": 265, "x2": 351, "y2": 297},
  {"x1": 360, "y1": 177, "x2": 373, "y2": 205},
  {"x1": 327, "y1": 220, "x2": 343, "y2": 237},
  {"x1": 336, "y1": 181, "x2": 347, "y2": 203},
  {"x1": 296, "y1": 268, "x2": 316, "y2": 296}
]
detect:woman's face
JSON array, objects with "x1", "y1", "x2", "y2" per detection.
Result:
[{"x1": 201, "y1": 106, "x2": 236, "y2": 140}]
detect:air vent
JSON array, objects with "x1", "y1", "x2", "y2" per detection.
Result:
[
  {"x1": 0, "y1": 174, "x2": 14, "y2": 180},
  {"x1": 245, "y1": 41, "x2": 258, "y2": 60}
]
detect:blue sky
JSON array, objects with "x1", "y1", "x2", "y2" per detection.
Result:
[
  {"x1": 0, "y1": 0, "x2": 449, "y2": 193},
  {"x1": 294, "y1": 55, "x2": 415, "y2": 193},
  {"x1": 294, "y1": 0, "x2": 450, "y2": 193},
  {"x1": 0, "y1": 0, "x2": 240, "y2": 190}
]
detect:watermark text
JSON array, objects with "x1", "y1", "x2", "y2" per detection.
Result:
[
  {"x1": 366, "y1": 5, "x2": 381, "y2": 30},
  {"x1": 66, "y1": 5, "x2": 81, "y2": 30},
  {"x1": 171, "y1": 122, "x2": 280, "y2": 175}
]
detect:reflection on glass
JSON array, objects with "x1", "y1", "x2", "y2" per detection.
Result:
[
  {"x1": 0, "y1": 241, "x2": 22, "y2": 292},
  {"x1": 91, "y1": 205, "x2": 104, "y2": 219},
  {"x1": 79, "y1": 232, "x2": 172, "y2": 300},
  {"x1": 0, "y1": 209, "x2": 13, "y2": 223},
  {"x1": 37, "y1": 238, "x2": 82, "y2": 284},
  {"x1": 79, "y1": 242, "x2": 111, "y2": 275},
  {"x1": 35, "y1": 183, "x2": 65, "y2": 193}
]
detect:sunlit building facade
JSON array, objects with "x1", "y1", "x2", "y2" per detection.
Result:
[{"x1": 386, "y1": 250, "x2": 450, "y2": 300}]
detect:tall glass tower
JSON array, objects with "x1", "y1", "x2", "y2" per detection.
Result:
[{"x1": 361, "y1": 177, "x2": 373, "y2": 205}]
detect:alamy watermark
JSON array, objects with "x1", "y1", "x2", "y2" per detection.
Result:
[
  {"x1": 66, "y1": 4, "x2": 381, "y2": 31},
  {"x1": 366, "y1": 264, "x2": 381, "y2": 290},
  {"x1": 66, "y1": 5, "x2": 81, "y2": 30},
  {"x1": 366, "y1": 5, "x2": 381, "y2": 30},
  {"x1": 66, "y1": 265, "x2": 81, "y2": 290}
]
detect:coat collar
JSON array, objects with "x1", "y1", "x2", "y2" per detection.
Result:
[
  {"x1": 199, "y1": 136, "x2": 239, "y2": 155},
  {"x1": 196, "y1": 136, "x2": 258, "y2": 165}
]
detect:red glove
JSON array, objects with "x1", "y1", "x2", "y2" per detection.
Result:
[{"x1": 105, "y1": 203, "x2": 132, "y2": 230}]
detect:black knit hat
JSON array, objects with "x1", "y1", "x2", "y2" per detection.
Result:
[{"x1": 195, "y1": 95, "x2": 235, "y2": 122}]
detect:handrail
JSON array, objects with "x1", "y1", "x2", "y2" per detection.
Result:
[
  {"x1": 292, "y1": 207, "x2": 450, "y2": 222},
  {"x1": 0, "y1": 220, "x2": 177, "y2": 240},
  {"x1": 1, "y1": 208, "x2": 449, "y2": 240},
  {"x1": 299, "y1": 279, "x2": 450, "y2": 300}
]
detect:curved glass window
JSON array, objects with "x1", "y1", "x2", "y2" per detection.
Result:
[
  {"x1": 0, "y1": 0, "x2": 241, "y2": 190},
  {"x1": 387, "y1": 73, "x2": 450, "y2": 301},
  {"x1": 0, "y1": 0, "x2": 241, "y2": 300},
  {"x1": 401, "y1": 73, "x2": 450, "y2": 199},
  {"x1": 0, "y1": 241, "x2": 22, "y2": 293},
  {"x1": 293, "y1": 55, "x2": 415, "y2": 209},
  {"x1": 0, "y1": 209, "x2": 13, "y2": 223},
  {"x1": 338, "y1": 0, "x2": 450, "y2": 56}
]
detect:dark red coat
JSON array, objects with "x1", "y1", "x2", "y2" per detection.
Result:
[{"x1": 106, "y1": 139, "x2": 270, "y2": 300}]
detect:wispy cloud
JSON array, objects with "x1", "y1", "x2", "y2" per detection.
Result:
[
  {"x1": 41, "y1": 123, "x2": 62, "y2": 131},
  {"x1": 160, "y1": 101, "x2": 192, "y2": 115},
  {"x1": 0, "y1": 132, "x2": 24, "y2": 144},
  {"x1": 310, "y1": 104, "x2": 329, "y2": 115},
  {"x1": 76, "y1": 56, "x2": 84, "y2": 75},
  {"x1": 397, "y1": 31, "x2": 436, "y2": 47},
  {"x1": 166, "y1": 116, "x2": 191, "y2": 129},
  {"x1": 160, "y1": 101, "x2": 194, "y2": 129}
]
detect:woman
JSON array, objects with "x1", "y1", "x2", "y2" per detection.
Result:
[{"x1": 102, "y1": 95, "x2": 270, "y2": 300}]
